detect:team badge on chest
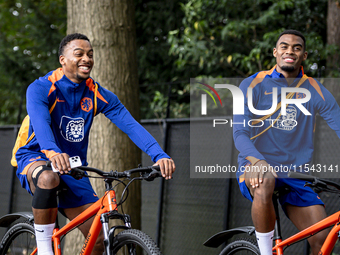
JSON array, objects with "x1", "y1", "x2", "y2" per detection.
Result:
[
  {"x1": 60, "y1": 116, "x2": 85, "y2": 142},
  {"x1": 81, "y1": 97, "x2": 93, "y2": 112},
  {"x1": 272, "y1": 105, "x2": 297, "y2": 131}
]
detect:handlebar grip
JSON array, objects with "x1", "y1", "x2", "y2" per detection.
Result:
[
  {"x1": 140, "y1": 165, "x2": 162, "y2": 181},
  {"x1": 288, "y1": 172, "x2": 316, "y2": 182},
  {"x1": 46, "y1": 161, "x2": 59, "y2": 172},
  {"x1": 45, "y1": 161, "x2": 85, "y2": 179},
  {"x1": 151, "y1": 165, "x2": 160, "y2": 171}
]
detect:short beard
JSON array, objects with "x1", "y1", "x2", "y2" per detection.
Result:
[
  {"x1": 76, "y1": 73, "x2": 89, "y2": 82},
  {"x1": 280, "y1": 65, "x2": 295, "y2": 72}
]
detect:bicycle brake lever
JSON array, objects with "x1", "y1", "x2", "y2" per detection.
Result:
[
  {"x1": 142, "y1": 168, "x2": 162, "y2": 181},
  {"x1": 304, "y1": 182, "x2": 313, "y2": 187},
  {"x1": 69, "y1": 168, "x2": 85, "y2": 180},
  {"x1": 304, "y1": 180, "x2": 327, "y2": 194}
]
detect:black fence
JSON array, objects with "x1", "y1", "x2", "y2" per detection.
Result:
[
  {"x1": 0, "y1": 125, "x2": 33, "y2": 239},
  {"x1": 0, "y1": 116, "x2": 340, "y2": 254}
]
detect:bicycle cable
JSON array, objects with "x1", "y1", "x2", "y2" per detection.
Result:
[
  {"x1": 117, "y1": 177, "x2": 145, "y2": 216},
  {"x1": 112, "y1": 179, "x2": 129, "y2": 215}
]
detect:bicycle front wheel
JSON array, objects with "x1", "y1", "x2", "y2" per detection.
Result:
[
  {"x1": 220, "y1": 238, "x2": 260, "y2": 255},
  {"x1": 0, "y1": 222, "x2": 36, "y2": 255},
  {"x1": 110, "y1": 229, "x2": 162, "y2": 255}
]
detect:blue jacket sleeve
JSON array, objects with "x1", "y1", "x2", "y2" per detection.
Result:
[
  {"x1": 26, "y1": 79, "x2": 62, "y2": 158},
  {"x1": 233, "y1": 77, "x2": 266, "y2": 164},
  {"x1": 96, "y1": 85, "x2": 170, "y2": 162}
]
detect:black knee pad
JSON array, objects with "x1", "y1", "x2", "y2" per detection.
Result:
[
  {"x1": 32, "y1": 186, "x2": 59, "y2": 209},
  {"x1": 31, "y1": 165, "x2": 52, "y2": 187}
]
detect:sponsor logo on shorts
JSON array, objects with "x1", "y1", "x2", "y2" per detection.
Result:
[{"x1": 29, "y1": 156, "x2": 41, "y2": 161}]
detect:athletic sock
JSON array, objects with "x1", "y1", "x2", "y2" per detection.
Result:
[
  {"x1": 255, "y1": 229, "x2": 274, "y2": 255},
  {"x1": 34, "y1": 223, "x2": 55, "y2": 255}
]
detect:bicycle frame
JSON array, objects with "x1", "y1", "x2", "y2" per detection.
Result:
[
  {"x1": 204, "y1": 174, "x2": 340, "y2": 255},
  {"x1": 273, "y1": 211, "x2": 340, "y2": 255},
  {"x1": 31, "y1": 188, "x2": 119, "y2": 255}
]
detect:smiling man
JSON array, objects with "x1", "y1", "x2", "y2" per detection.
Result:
[
  {"x1": 233, "y1": 30, "x2": 340, "y2": 255},
  {"x1": 274, "y1": 32, "x2": 307, "y2": 79},
  {"x1": 14, "y1": 33, "x2": 175, "y2": 255}
]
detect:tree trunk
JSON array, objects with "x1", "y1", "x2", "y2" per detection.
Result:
[
  {"x1": 327, "y1": 0, "x2": 340, "y2": 69},
  {"x1": 64, "y1": 1, "x2": 140, "y2": 254},
  {"x1": 326, "y1": 0, "x2": 340, "y2": 100}
]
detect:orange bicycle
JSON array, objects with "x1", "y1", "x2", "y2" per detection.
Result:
[
  {"x1": 204, "y1": 172, "x2": 340, "y2": 255},
  {"x1": 0, "y1": 163, "x2": 163, "y2": 255}
]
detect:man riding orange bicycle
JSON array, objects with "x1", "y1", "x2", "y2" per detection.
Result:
[
  {"x1": 12, "y1": 33, "x2": 175, "y2": 255},
  {"x1": 234, "y1": 30, "x2": 340, "y2": 255}
]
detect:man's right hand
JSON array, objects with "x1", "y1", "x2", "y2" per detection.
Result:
[
  {"x1": 245, "y1": 160, "x2": 277, "y2": 189},
  {"x1": 51, "y1": 153, "x2": 71, "y2": 174}
]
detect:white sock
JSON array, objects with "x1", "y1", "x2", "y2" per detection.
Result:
[
  {"x1": 255, "y1": 230, "x2": 274, "y2": 255},
  {"x1": 34, "y1": 223, "x2": 55, "y2": 255}
]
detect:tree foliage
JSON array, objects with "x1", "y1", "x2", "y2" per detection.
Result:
[
  {"x1": 0, "y1": 0, "x2": 339, "y2": 123},
  {"x1": 135, "y1": 0, "x2": 185, "y2": 84},
  {"x1": 135, "y1": 0, "x2": 190, "y2": 119},
  {"x1": 136, "y1": 0, "x2": 339, "y2": 119},
  {"x1": 168, "y1": 0, "x2": 336, "y2": 79},
  {"x1": 0, "y1": 0, "x2": 66, "y2": 125}
]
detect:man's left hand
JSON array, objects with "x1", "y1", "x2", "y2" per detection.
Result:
[{"x1": 154, "y1": 158, "x2": 175, "y2": 180}]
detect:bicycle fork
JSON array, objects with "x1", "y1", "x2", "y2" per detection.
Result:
[
  {"x1": 101, "y1": 212, "x2": 132, "y2": 255},
  {"x1": 101, "y1": 214, "x2": 111, "y2": 255},
  {"x1": 100, "y1": 187, "x2": 132, "y2": 255}
]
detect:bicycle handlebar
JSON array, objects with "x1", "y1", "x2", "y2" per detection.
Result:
[
  {"x1": 288, "y1": 171, "x2": 340, "y2": 192},
  {"x1": 288, "y1": 172, "x2": 316, "y2": 182},
  {"x1": 78, "y1": 165, "x2": 162, "y2": 180},
  {"x1": 46, "y1": 161, "x2": 162, "y2": 181}
]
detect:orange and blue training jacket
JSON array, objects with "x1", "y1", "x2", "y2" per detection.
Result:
[
  {"x1": 16, "y1": 68, "x2": 169, "y2": 176},
  {"x1": 234, "y1": 66, "x2": 340, "y2": 178}
]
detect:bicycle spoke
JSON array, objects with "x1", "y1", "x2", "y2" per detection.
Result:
[
  {"x1": 114, "y1": 245, "x2": 148, "y2": 255},
  {"x1": 5, "y1": 230, "x2": 36, "y2": 255}
]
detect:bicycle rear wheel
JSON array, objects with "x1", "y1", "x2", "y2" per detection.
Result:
[
  {"x1": 110, "y1": 229, "x2": 162, "y2": 255},
  {"x1": 0, "y1": 222, "x2": 36, "y2": 255},
  {"x1": 220, "y1": 238, "x2": 260, "y2": 255}
]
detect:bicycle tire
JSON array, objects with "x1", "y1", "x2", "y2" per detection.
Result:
[
  {"x1": 220, "y1": 238, "x2": 260, "y2": 255},
  {"x1": 0, "y1": 221, "x2": 36, "y2": 255},
  {"x1": 110, "y1": 229, "x2": 162, "y2": 255}
]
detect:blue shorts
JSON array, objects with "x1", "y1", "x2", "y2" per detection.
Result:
[
  {"x1": 16, "y1": 151, "x2": 98, "y2": 209},
  {"x1": 58, "y1": 174, "x2": 99, "y2": 209},
  {"x1": 237, "y1": 176, "x2": 324, "y2": 212}
]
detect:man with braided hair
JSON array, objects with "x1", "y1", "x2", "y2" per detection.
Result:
[{"x1": 234, "y1": 30, "x2": 340, "y2": 255}]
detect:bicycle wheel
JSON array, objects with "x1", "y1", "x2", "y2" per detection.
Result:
[
  {"x1": 0, "y1": 222, "x2": 36, "y2": 255},
  {"x1": 220, "y1": 238, "x2": 260, "y2": 255},
  {"x1": 110, "y1": 229, "x2": 162, "y2": 255}
]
